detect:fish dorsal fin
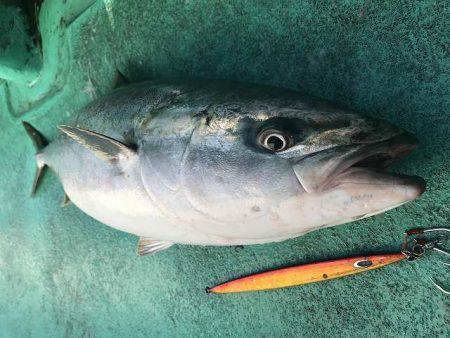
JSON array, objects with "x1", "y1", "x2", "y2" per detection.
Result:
[
  {"x1": 137, "y1": 237, "x2": 173, "y2": 256},
  {"x1": 58, "y1": 125, "x2": 135, "y2": 163},
  {"x1": 113, "y1": 69, "x2": 130, "y2": 89}
]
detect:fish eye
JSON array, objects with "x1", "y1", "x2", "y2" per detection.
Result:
[{"x1": 258, "y1": 129, "x2": 292, "y2": 152}]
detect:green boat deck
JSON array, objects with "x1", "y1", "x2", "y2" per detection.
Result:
[{"x1": 0, "y1": 1, "x2": 448, "y2": 336}]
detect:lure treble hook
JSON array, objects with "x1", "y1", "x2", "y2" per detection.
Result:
[{"x1": 402, "y1": 227, "x2": 450, "y2": 294}]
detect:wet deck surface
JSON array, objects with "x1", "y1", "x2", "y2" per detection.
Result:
[{"x1": 0, "y1": 1, "x2": 448, "y2": 336}]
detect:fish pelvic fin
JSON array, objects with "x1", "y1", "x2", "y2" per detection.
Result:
[
  {"x1": 137, "y1": 237, "x2": 173, "y2": 256},
  {"x1": 58, "y1": 125, "x2": 136, "y2": 164},
  {"x1": 22, "y1": 121, "x2": 48, "y2": 196}
]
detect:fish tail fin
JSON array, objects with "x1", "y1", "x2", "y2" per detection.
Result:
[{"x1": 22, "y1": 121, "x2": 48, "y2": 196}]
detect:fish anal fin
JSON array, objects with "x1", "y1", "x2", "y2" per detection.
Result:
[
  {"x1": 58, "y1": 125, "x2": 136, "y2": 164},
  {"x1": 137, "y1": 237, "x2": 173, "y2": 256}
]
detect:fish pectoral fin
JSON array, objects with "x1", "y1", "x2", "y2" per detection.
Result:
[
  {"x1": 137, "y1": 238, "x2": 174, "y2": 256},
  {"x1": 58, "y1": 125, "x2": 136, "y2": 164},
  {"x1": 61, "y1": 193, "x2": 71, "y2": 207}
]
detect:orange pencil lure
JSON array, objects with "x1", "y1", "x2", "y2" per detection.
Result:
[
  {"x1": 207, "y1": 228, "x2": 450, "y2": 294},
  {"x1": 207, "y1": 254, "x2": 405, "y2": 294}
]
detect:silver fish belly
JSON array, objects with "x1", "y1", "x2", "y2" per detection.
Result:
[{"x1": 25, "y1": 80, "x2": 425, "y2": 254}]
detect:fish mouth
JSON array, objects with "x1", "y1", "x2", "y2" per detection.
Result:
[
  {"x1": 292, "y1": 132, "x2": 425, "y2": 198},
  {"x1": 327, "y1": 133, "x2": 420, "y2": 186}
]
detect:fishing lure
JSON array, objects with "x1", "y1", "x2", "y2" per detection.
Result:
[{"x1": 206, "y1": 228, "x2": 449, "y2": 294}]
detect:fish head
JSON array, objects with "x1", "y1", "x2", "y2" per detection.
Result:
[
  {"x1": 185, "y1": 97, "x2": 425, "y2": 235},
  {"x1": 266, "y1": 106, "x2": 425, "y2": 228}
]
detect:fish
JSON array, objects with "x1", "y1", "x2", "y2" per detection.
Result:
[{"x1": 23, "y1": 79, "x2": 426, "y2": 255}]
